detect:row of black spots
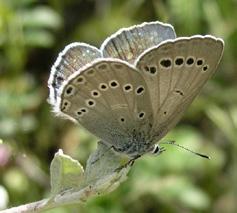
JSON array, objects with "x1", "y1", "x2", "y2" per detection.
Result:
[
  {"x1": 98, "y1": 81, "x2": 144, "y2": 96},
  {"x1": 183, "y1": 57, "x2": 206, "y2": 68},
  {"x1": 184, "y1": 57, "x2": 209, "y2": 72},
  {"x1": 76, "y1": 107, "x2": 88, "y2": 117},
  {"x1": 67, "y1": 78, "x2": 121, "y2": 98},
  {"x1": 61, "y1": 100, "x2": 71, "y2": 111},
  {"x1": 98, "y1": 81, "x2": 120, "y2": 91},
  {"x1": 159, "y1": 57, "x2": 208, "y2": 69},
  {"x1": 123, "y1": 84, "x2": 144, "y2": 95}
]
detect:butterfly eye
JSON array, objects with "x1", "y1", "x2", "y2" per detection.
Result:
[{"x1": 151, "y1": 145, "x2": 160, "y2": 154}]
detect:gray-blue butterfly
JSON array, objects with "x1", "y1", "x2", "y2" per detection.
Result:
[{"x1": 48, "y1": 21, "x2": 224, "y2": 162}]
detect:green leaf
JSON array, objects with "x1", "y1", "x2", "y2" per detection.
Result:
[
  {"x1": 50, "y1": 149, "x2": 84, "y2": 196},
  {"x1": 49, "y1": 143, "x2": 131, "y2": 203}
]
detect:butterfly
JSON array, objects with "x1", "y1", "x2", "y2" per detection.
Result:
[{"x1": 48, "y1": 21, "x2": 224, "y2": 162}]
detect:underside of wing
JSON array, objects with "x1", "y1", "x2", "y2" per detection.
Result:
[
  {"x1": 136, "y1": 35, "x2": 224, "y2": 141},
  {"x1": 55, "y1": 59, "x2": 153, "y2": 149},
  {"x1": 101, "y1": 21, "x2": 176, "y2": 64},
  {"x1": 48, "y1": 43, "x2": 101, "y2": 104}
]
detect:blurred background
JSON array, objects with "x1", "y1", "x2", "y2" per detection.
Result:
[{"x1": 0, "y1": 0, "x2": 236, "y2": 212}]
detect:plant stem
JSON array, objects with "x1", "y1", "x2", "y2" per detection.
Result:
[
  {"x1": 0, "y1": 198, "x2": 53, "y2": 213},
  {"x1": 0, "y1": 186, "x2": 92, "y2": 213}
]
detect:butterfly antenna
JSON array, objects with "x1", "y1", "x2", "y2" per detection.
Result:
[{"x1": 160, "y1": 141, "x2": 210, "y2": 159}]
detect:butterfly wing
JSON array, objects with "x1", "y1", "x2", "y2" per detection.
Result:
[
  {"x1": 135, "y1": 35, "x2": 224, "y2": 141},
  {"x1": 48, "y1": 43, "x2": 101, "y2": 105},
  {"x1": 54, "y1": 59, "x2": 153, "y2": 149},
  {"x1": 101, "y1": 21, "x2": 176, "y2": 64}
]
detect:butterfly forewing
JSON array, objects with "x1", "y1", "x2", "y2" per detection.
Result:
[
  {"x1": 57, "y1": 59, "x2": 153, "y2": 149},
  {"x1": 136, "y1": 36, "x2": 224, "y2": 141},
  {"x1": 101, "y1": 21, "x2": 176, "y2": 64}
]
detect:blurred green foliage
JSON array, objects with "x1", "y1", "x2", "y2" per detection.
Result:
[{"x1": 0, "y1": 0, "x2": 236, "y2": 212}]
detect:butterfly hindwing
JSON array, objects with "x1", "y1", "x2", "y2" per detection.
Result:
[{"x1": 56, "y1": 59, "x2": 153, "y2": 149}]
